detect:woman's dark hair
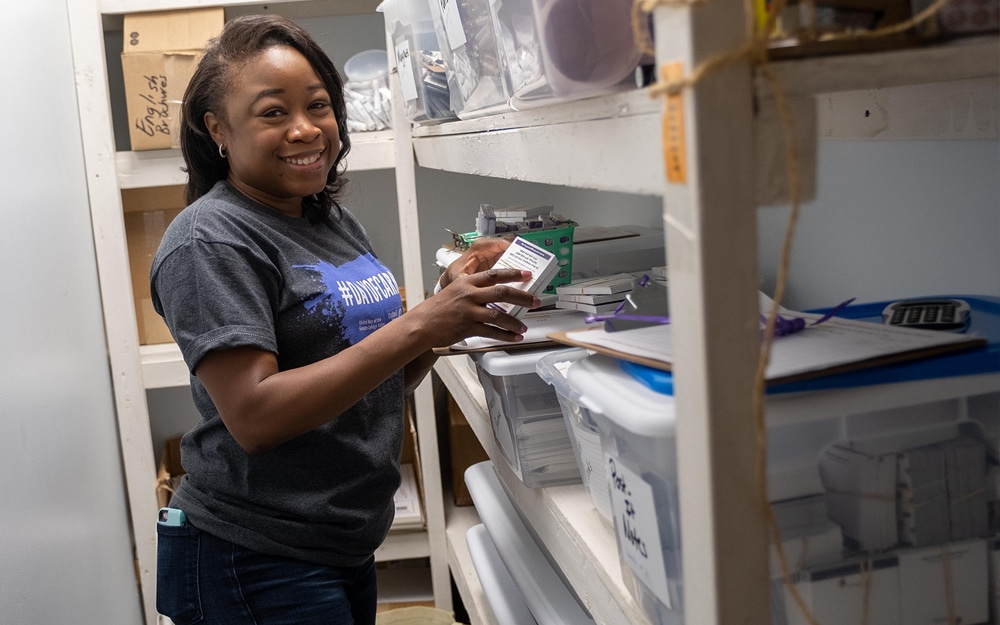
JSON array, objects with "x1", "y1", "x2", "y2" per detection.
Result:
[{"x1": 181, "y1": 14, "x2": 351, "y2": 223}]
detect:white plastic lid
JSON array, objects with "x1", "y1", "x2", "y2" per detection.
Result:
[
  {"x1": 466, "y1": 524, "x2": 539, "y2": 625},
  {"x1": 478, "y1": 347, "x2": 561, "y2": 377},
  {"x1": 568, "y1": 354, "x2": 675, "y2": 438},
  {"x1": 343, "y1": 49, "x2": 389, "y2": 82}
]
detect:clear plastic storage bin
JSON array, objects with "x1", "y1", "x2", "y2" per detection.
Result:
[
  {"x1": 568, "y1": 353, "x2": 683, "y2": 625},
  {"x1": 381, "y1": 0, "x2": 455, "y2": 122},
  {"x1": 474, "y1": 348, "x2": 581, "y2": 488},
  {"x1": 536, "y1": 348, "x2": 613, "y2": 523},
  {"x1": 342, "y1": 49, "x2": 392, "y2": 132},
  {"x1": 428, "y1": 0, "x2": 513, "y2": 118},
  {"x1": 495, "y1": 0, "x2": 642, "y2": 109}
]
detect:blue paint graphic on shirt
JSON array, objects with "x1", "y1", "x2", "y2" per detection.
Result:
[{"x1": 294, "y1": 254, "x2": 403, "y2": 345}]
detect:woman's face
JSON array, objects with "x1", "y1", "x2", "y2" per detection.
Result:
[{"x1": 205, "y1": 45, "x2": 340, "y2": 217}]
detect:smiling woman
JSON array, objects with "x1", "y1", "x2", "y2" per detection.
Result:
[
  {"x1": 149, "y1": 13, "x2": 543, "y2": 625},
  {"x1": 203, "y1": 45, "x2": 341, "y2": 216}
]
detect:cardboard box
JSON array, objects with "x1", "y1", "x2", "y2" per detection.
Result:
[
  {"x1": 449, "y1": 394, "x2": 488, "y2": 506},
  {"x1": 122, "y1": 8, "x2": 224, "y2": 151},
  {"x1": 122, "y1": 185, "x2": 185, "y2": 344},
  {"x1": 156, "y1": 436, "x2": 184, "y2": 509}
]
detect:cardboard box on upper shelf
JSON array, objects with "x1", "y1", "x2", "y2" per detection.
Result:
[{"x1": 121, "y1": 8, "x2": 224, "y2": 151}]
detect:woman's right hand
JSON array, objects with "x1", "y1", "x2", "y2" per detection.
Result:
[{"x1": 410, "y1": 266, "x2": 539, "y2": 348}]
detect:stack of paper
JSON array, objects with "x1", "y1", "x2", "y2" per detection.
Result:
[
  {"x1": 818, "y1": 445, "x2": 898, "y2": 551},
  {"x1": 941, "y1": 436, "x2": 990, "y2": 541},
  {"x1": 554, "y1": 273, "x2": 636, "y2": 315},
  {"x1": 513, "y1": 415, "x2": 580, "y2": 482},
  {"x1": 897, "y1": 444, "x2": 950, "y2": 547},
  {"x1": 770, "y1": 495, "x2": 844, "y2": 577},
  {"x1": 390, "y1": 463, "x2": 424, "y2": 531},
  {"x1": 494, "y1": 205, "x2": 553, "y2": 222}
]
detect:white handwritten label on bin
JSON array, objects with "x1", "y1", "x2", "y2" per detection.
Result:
[
  {"x1": 440, "y1": 0, "x2": 467, "y2": 50},
  {"x1": 395, "y1": 40, "x2": 418, "y2": 102},
  {"x1": 607, "y1": 455, "x2": 672, "y2": 608}
]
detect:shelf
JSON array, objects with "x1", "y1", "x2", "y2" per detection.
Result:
[
  {"x1": 139, "y1": 343, "x2": 187, "y2": 389},
  {"x1": 375, "y1": 528, "x2": 431, "y2": 562},
  {"x1": 100, "y1": 0, "x2": 381, "y2": 18},
  {"x1": 765, "y1": 37, "x2": 1000, "y2": 97},
  {"x1": 412, "y1": 89, "x2": 664, "y2": 196},
  {"x1": 116, "y1": 130, "x2": 393, "y2": 189},
  {"x1": 446, "y1": 499, "x2": 500, "y2": 625},
  {"x1": 433, "y1": 356, "x2": 650, "y2": 625}
]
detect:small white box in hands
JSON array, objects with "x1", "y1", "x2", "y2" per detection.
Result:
[{"x1": 487, "y1": 236, "x2": 560, "y2": 319}]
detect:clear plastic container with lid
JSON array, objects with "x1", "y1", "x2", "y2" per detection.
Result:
[
  {"x1": 342, "y1": 49, "x2": 392, "y2": 132},
  {"x1": 473, "y1": 348, "x2": 581, "y2": 488},
  {"x1": 536, "y1": 348, "x2": 613, "y2": 523},
  {"x1": 427, "y1": 0, "x2": 513, "y2": 119},
  {"x1": 568, "y1": 353, "x2": 683, "y2": 625},
  {"x1": 495, "y1": 0, "x2": 642, "y2": 109},
  {"x1": 380, "y1": 0, "x2": 456, "y2": 122}
]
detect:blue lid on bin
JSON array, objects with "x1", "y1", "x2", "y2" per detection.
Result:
[{"x1": 618, "y1": 359, "x2": 673, "y2": 395}]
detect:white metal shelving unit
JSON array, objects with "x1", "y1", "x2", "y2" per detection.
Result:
[
  {"x1": 412, "y1": 20, "x2": 999, "y2": 625},
  {"x1": 66, "y1": 2, "x2": 446, "y2": 624}
]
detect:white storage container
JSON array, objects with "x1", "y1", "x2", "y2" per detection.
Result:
[
  {"x1": 381, "y1": 0, "x2": 456, "y2": 122},
  {"x1": 536, "y1": 348, "x2": 613, "y2": 523},
  {"x1": 466, "y1": 523, "x2": 538, "y2": 625},
  {"x1": 569, "y1": 353, "x2": 683, "y2": 625},
  {"x1": 494, "y1": 0, "x2": 642, "y2": 109},
  {"x1": 465, "y1": 461, "x2": 596, "y2": 624},
  {"x1": 474, "y1": 348, "x2": 581, "y2": 488},
  {"x1": 427, "y1": 0, "x2": 513, "y2": 118}
]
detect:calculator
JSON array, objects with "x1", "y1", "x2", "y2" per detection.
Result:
[{"x1": 881, "y1": 298, "x2": 971, "y2": 331}]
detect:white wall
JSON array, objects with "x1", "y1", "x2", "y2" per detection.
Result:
[
  {"x1": 759, "y1": 138, "x2": 1000, "y2": 310},
  {"x1": 0, "y1": 0, "x2": 144, "y2": 623}
]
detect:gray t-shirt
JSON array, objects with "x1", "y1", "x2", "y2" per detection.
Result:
[{"x1": 151, "y1": 181, "x2": 405, "y2": 567}]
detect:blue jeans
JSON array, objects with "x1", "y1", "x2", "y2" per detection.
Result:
[{"x1": 156, "y1": 520, "x2": 377, "y2": 625}]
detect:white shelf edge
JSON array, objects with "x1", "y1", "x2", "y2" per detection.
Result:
[
  {"x1": 100, "y1": 0, "x2": 382, "y2": 18},
  {"x1": 116, "y1": 130, "x2": 394, "y2": 189},
  {"x1": 766, "y1": 372, "x2": 1000, "y2": 426},
  {"x1": 433, "y1": 357, "x2": 648, "y2": 625},
  {"x1": 764, "y1": 37, "x2": 1000, "y2": 97},
  {"x1": 140, "y1": 343, "x2": 189, "y2": 389},
  {"x1": 375, "y1": 529, "x2": 431, "y2": 562},
  {"x1": 412, "y1": 89, "x2": 664, "y2": 196},
  {"x1": 445, "y1": 499, "x2": 500, "y2": 625}
]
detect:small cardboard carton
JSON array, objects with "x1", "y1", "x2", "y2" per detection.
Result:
[
  {"x1": 121, "y1": 8, "x2": 224, "y2": 151},
  {"x1": 156, "y1": 437, "x2": 184, "y2": 509}
]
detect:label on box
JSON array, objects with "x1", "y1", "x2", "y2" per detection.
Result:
[
  {"x1": 607, "y1": 455, "x2": 672, "y2": 607},
  {"x1": 440, "y1": 0, "x2": 467, "y2": 50},
  {"x1": 395, "y1": 40, "x2": 419, "y2": 102}
]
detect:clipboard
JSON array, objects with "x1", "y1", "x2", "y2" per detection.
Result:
[{"x1": 547, "y1": 316, "x2": 989, "y2": 387}]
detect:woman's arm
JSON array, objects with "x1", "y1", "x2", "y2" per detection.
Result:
[{"x1": 195, "y1": 267, "x2": 537, "y2": 454}]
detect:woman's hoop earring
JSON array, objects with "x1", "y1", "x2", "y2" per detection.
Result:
[{"x1": 218, "y1": 144, "x2": 228, "y2": 159}]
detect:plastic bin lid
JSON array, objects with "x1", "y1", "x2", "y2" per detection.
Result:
[
  {"x1": 568, "y1": 354, "x2": 675, "y2": 438},
  {"x1": 478, "y1": 347, "x2": 563, "y2": 376},
  {"x1": 465, "y1": 462, "x2": 596, "y2": 625},
  {"x1": 466, "y1": 524, "x2": 539, "y2": 625},
  {"x1": 343, "y1": 49, "x2": 388, "y2": 82}
]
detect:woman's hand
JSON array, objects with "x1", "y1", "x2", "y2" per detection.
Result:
[
  {"x1": 438, "y1": 236, "x2": 512, "y2": 291},
  {"x1": 412, "y1": 266, "x2": 539, "y2": 348}
]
